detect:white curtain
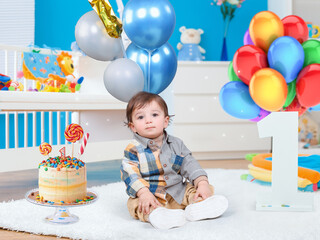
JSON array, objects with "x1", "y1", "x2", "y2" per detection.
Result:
[
  {"x1": 0, "y1": 0, "x2": 35, "y2": 46},
  {"x1": 0, "y1": 0, "x2": 34, "y2": 77}
]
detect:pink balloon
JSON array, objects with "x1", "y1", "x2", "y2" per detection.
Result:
[
  {"x1": 250, "y1": 108, "x2": 270, "y2": 122},
  {"x1": 243, "y1": 29, "x2": 254, "y2": 45}
]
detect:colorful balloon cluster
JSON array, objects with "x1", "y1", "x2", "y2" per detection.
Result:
[{"x1": 220, "y1": 11, "x2": 320, "y2": 121}]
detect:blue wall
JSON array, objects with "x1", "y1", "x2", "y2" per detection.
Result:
[{"x1": 35, "y1": 0, "x2": 267, "y2": 61}]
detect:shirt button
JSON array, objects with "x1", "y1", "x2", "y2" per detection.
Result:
[
  {"x1": 165, "y1": 176, "x2": 169, "y2": 180},
  {"x1": 163, "y1": 164, "x2": 167, "y2": 167},
  {"x1": 150, "y1": 141, "x2": 153, "y2": 144}
]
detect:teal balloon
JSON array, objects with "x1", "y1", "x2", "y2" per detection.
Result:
[
  {"x1": 302, "y1": 39, "x2": 320, "y2": 67},
  {"x1": 228, "y1": 61, "x2": 241, "y2": 82},
  {"x1": 268, "y1": 36, "x2": 304, "y2": 83},
  {"x1": 123, "y1": 0, "x2": 176, "y2": 50},
  {"x1": 219, "y1": 81, "x2": 260, "y2": 119},
  {"x1": 126, "y1": 42, "x2": 177, "y2": 94}
]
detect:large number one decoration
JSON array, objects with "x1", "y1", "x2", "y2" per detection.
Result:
[{"x1": 256, "y1": 112, "x2": 313, "y2": 211}]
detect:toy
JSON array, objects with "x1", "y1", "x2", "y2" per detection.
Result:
[
  {"x1": 299, "y1": 112, "x2": 319, "y2": 148},
  {"x1": 177, "y1": 26, "x2": 206, "y2": 61},
  {"x1": 22, "y1": 51, "x2": 74, "y2": 81},
  {"x1": 306, "y1": 22, "x2": 320, "y2": 38},
  {"x1": 21, "y1": 49, "x2": 84, "y2": 93},
  {"x1": 241, "y1": 153, "x2": 320, "y2": 192},
  {"x1": 0, "y1": 74, "x2": 12, "y2": 91},
  {"x1": 71, "y1": 41, "x2": 86, "y2": 56},
  {"x1": 9, "y1": 81, "x2": 24, "y2": 91}
]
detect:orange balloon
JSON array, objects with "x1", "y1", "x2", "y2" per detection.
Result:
[
  {"x1": 249, "y1": 68, "x2": 288, "y2": 111},
  {"x1": 249, "y1": 11, "x2": 284, "y2": 53}
]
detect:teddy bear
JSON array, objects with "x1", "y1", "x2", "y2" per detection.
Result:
[{"x1": 177, "y1": 26, "x2": 206, "y2": 61}]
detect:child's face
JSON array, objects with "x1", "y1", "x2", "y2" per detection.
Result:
[{"x1": 129, "y1": 100, "x2": 169, "y2": 139}]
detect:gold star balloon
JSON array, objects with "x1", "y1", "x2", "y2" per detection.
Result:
[{"x1": 89, "y1": 0, "x2": 122, "y2": 38}]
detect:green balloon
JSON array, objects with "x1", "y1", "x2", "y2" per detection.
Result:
[
  {"x1": 228, "y1": 61, "x2": 241, "y2": 82},
  {"x1": 302, "y1": 39, "x2": 320, "y2": 68},
  {"x1": 283, "y1": 79, "x2": 296, "y2": 108}
]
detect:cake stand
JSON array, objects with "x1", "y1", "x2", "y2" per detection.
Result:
[{"x1": 25, "y1": 189, "x2": 98, "y2": 224}]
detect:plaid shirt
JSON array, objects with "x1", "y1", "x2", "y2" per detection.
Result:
[{"x1": 120, "y1": 131, "x2": 207, "y2": 204}]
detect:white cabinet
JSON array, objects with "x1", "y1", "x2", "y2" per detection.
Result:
[{"x1": 172, "y1": 61, "x2": 271, "y2": 160}]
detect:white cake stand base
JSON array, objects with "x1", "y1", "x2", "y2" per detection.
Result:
[{"x1": 26, "y1": 189, "x2": 98, "y2": 224}]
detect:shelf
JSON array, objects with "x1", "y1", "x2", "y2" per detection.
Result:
[{"x1": 0, "y1": 91, "x2": 126, "y2": 111}]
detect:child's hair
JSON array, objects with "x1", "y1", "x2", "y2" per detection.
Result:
[{"x1": 126, "y1": 91, "x2": 170, "y2": 126}]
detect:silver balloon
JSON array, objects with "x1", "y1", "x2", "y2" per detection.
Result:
[
  {"x1": 103, "y1": 58, "x2": 144, "y2": 102},
  {"x1": 75, "y1": 11, "x2": 123, "y2": 61}
]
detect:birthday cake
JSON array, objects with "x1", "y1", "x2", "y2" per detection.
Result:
[
  {"x1": 37, "y1": 124, "x2": 90, "y2": 204},
  {"x1": 38, "y1": 156, "x2": 87, "y2": 203}
]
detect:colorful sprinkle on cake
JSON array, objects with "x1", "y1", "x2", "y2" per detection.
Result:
[{"x1": 38, "y1": 156, "x2": 85, "y2": 169}]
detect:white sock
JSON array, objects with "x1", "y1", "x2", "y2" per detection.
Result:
[
  {"x1": 185, "y1": 195, "x2": 228, "y2": 221},
  {"x1": 148, "y1": 207, "x2": 187, "y2": 230}
]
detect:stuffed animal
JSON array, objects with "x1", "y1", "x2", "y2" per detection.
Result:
[
  {"x1": 0, "y1": 73, "x2": 11, "y2": 91},
  {"x1": 177, "y1": 26, "x2": 206, "y2": 61}
]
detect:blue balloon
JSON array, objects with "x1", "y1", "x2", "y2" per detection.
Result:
[
  {"x1": 309, "y1": 103, "x2": 320, "y2": 111},
  {"x1": 126, "y1": 42, "x2": 177, "y2": 94},
  {"x1": 122, "y1": 0, "x2": 176, "y2": 50},
  {"x1": 268, "y1": 36, "x2": 304, "y2": 83},
  {"x1": 219, "y1": 81, "x2": 260, "y2": 119}
]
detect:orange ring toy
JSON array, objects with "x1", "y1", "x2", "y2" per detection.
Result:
[{"x1": 252, "y1": 153, "x2": 320, "y2": 184}]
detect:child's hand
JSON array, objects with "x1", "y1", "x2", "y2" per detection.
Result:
[
  {"x1": 194, "y1": 181, "x2": 213, "y2": 202},
  {"x1": 137, "y1": 187, "x2": 162, "y2": 214}
]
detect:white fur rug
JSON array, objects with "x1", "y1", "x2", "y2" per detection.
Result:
[{"x1": 0, "y1": 169, "x2": 319, "y2": 240}]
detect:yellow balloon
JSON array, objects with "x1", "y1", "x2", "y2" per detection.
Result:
[
  {"x1": 249, "y1": 68, "x2": 288, "y2": 112},
  {"x1": 249, "y1": 11, "x2": 284, "y2": 53}
]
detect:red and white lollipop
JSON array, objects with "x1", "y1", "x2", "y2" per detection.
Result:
[{"x1": 79, "y1": 133, "x2": 89, "y2": 156}]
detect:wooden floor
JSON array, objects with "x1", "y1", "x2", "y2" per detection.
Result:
[{"x1": 0, "y1": 159, "x2": 249, "y2": 239}]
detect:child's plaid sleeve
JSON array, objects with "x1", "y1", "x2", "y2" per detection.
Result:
[{"x1": 120, "y1": 143, "x2": 149, "y2": 198}]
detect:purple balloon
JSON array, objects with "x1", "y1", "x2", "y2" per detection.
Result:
[
  {"x1": 250, "y1": 108, "x2": 270, "y2": 122},
  {"x1": 243, "y1": 29, "x2": 254, "y2": 45}
]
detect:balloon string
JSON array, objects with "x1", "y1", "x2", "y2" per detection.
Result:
[{"x1": 147, "y1": 50, "x2": 153, "y2": 92}]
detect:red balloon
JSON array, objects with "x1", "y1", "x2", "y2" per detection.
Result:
[
  {"x1": 282, "y1": 97, "x2": 307, "y2": 116},
  {"x1": 296, "y1": 64, "x2": 320, "y2": 107},
  {"x1": 233, "y1": 45, "x2": 268, "y2": 85},
  {"x1": 282, "y1": 15, "x2": 308, "y2": 44}
]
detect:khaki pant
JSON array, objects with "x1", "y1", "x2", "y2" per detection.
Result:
[{"x1": 127, "y1": 183, "x2": 214, "y2": 222}]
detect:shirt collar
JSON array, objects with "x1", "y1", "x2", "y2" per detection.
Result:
[{"x1": 133, "y1": 130, "x2": 172, "y2": 149}]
